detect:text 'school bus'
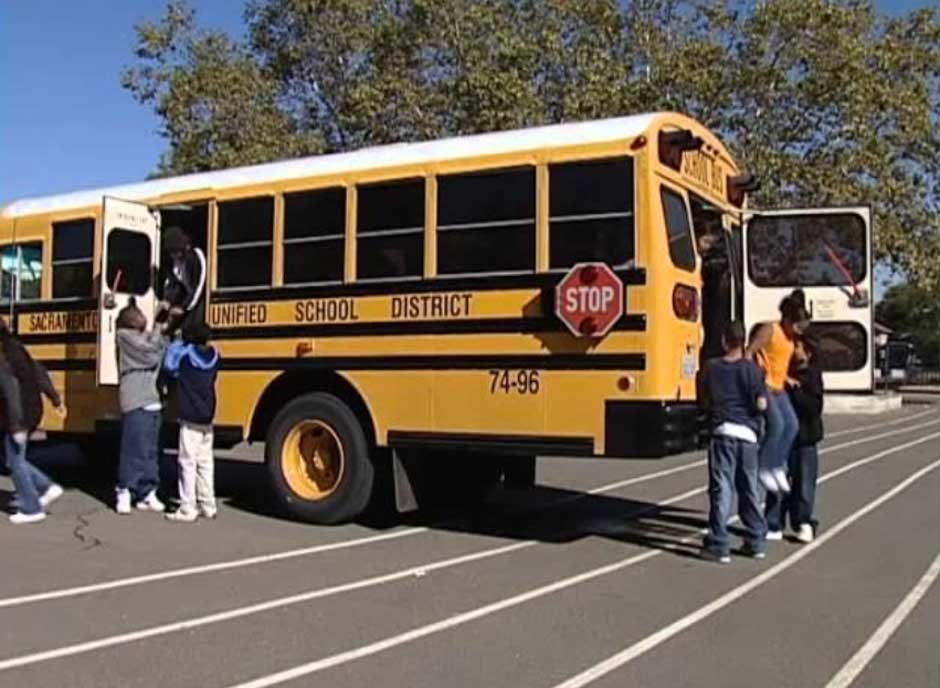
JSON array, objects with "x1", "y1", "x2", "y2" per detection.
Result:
[{"x1": 0, "y1": 112, "x2": 872, "y2": 523}]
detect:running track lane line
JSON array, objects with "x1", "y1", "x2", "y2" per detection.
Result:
[
  {"x1": 550, "y1": 469, "x2": 940, "y2": 686},
  {"x1": 0, "y1": 411, "x2": 934, "y2": 610},
  {"x1": 215, "y1": 443, "x2": 940, "y2": 688},
  {"x1": 2, "y1": 426, "x2": 934, "y2": 673},
  {"x1": 823, "y1": 549, "x2": 940, "y2": 688},
  {"x1": 0, "y1": 457, "x2": 709, "y2": 610}
]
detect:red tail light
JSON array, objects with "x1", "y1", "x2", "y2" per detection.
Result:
[{"x1": 673, "y1": 284, "x2": 699, "y2": 322}]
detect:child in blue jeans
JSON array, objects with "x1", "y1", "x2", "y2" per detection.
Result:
[{"x1": 700, "y1": 321, "x2": 768, "y2": 563}]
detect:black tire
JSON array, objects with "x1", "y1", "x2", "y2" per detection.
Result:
[
  {"x1": 502, "y1": 455, "x2": 536, "y2": 490},
  {"x1": 265, "y1": 393, "x2": 374, "y2": 524}
]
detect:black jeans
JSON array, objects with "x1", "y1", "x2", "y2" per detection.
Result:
[{"x1": 766, "y1": 444, "x2": 819, "y2": 532}]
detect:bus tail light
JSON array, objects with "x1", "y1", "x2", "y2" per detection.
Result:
[{"x1": 673, "y1": 284, "x2": 699, "y2": 322}]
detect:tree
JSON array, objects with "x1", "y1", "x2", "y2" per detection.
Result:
[
  {"x1": 123, "y1": 0, "x2": 940, "y2": 290},
  {"x1": 876, "y1": 283, "x2": 940, "y2": 366}
]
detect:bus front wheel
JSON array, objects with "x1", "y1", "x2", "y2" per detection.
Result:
[{"x1": 266, "y1": 393, "x2": 374, "y2": 524}]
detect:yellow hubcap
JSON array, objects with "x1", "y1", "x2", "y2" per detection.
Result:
[{"x1": 281, "y1": 420, "x2": 344, "y2": 500}]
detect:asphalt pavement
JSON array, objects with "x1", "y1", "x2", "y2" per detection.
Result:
[{"x1": 1, "y1": 401, "x2": 938, "y2": 688}]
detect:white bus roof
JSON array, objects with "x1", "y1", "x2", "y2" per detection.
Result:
[{"x1": 3, "y1": 113, "x2": 660, "y2": 219}]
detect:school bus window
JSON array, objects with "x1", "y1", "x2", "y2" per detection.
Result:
[
  {"x1": 52, "y1": 218, "x2": 94, "y2": 299},
  {"x1": 216, "y1": 196, "x2": 274, "y2": 289},
  {"x1": 0, "y1": 247, "x2": 15, "y2": 302},
  {"x1": 106, "y1": 230, "x2": 152, "y2": 295},
  {"x1": 437, "y1": 166, "x2": 535, "y2": 276},
  {"x1": 17, "y1": 243, "x2": 43, "y2": 301},
  {"x1": 661, "y1": 187, "x2": 696, "y2": 271},
  {"x1": 357, "y1": 178, "x2": 424, "y2": 280},
  {"x1": 747, "y1": 213, "x2": 867, "y2": 288},
  {"x1": 806, "y1": 322, "x2": 868, "y2": 372},
  {"x1": 283, "y1": 187, "x2": 345, "y2": 285},
  {"x1": 549, "y1": 158, "x2": 633, "y2": 269}
]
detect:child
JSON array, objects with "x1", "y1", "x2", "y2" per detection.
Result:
[
  {"x1": 0, "y1": 321, "x2": 67, "y2": 524},
  {"x1": 766, "y1": 336, "x2": 824, "y2": 543},
  {"x1": 115, "y1": 299, "x2": 168, "y2": 514},
  {"x1": 163, "y1": 320, "x2": 220, "y2": 522},
  {"x1": 700, "y1": 321, "x2": 769, "y2": 563}
]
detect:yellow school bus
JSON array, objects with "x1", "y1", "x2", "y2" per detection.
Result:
[{"x1": 0, "y1": 112, "x2": 872, "y2": 523}]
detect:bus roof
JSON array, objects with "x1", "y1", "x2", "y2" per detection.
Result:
[{"x1": 2, "y1": 112, "x2": 720, "y2": 219}]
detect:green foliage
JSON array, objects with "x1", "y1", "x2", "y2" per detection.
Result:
[
  {"x1": 124, "y1": 0, "x2": 940, "y2": 290},
  {"x1": 876, "y1": 283, "x2": 940, "y2": 365}
]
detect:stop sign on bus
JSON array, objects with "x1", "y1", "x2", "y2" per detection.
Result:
[{"x1": 555, "y1": 262, "x2": 625, "y2": 337}]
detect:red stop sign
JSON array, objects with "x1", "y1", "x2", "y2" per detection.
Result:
[{"x1": 555, "y1": 262, "x2": 624, "y2": 338}]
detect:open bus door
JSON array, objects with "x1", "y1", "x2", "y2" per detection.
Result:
[
  {"x1": 97, "y1": 197, "x2": 161, "y2": 386},
  {"x1": 743, "y1": 207, "x2": 873, "y2": 392}
]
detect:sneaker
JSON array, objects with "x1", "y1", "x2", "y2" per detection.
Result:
[
  {"x1": 766, "y1": 530, "x2": 784, "y2": 541},
  {"x1": 772, "y1": 468, "x2": 791, "y2": 494},
  {"x1": 9, "y1": 511, "x2": 46, "y2": 525},
  {"x1": 740, "y1": 544, "x2": 767, "y2": 559},
  {"x1": 759, "y1": 469, "x2": 779, "y2": 493},
  {"x1": 39, "y1": 484, "x2": 64, "y2": 508},
  {"x1": 165, "y1": 509, "x2": 198, "y2": 523},
  {"x1": 136, "y1": 491, "x2": 165, "y2": 513},
  {"x1": 796, "y1": 524, "x2": 815, "y2": 544},
  {"x1": 198, "y1": 505, "x2": 218, "y2": 520},
  {"x1": 701, "y1": 548, "x2": 731, "y2": 564},
  {"x1": 115, "y1": 488, "x2": 132, "y2": 515}
]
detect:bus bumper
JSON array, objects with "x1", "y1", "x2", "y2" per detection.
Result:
[{"x1": 604, "y1": 401, "x2": 700, "y2": 458}]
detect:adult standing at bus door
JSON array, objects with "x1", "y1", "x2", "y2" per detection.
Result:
[
  {"x1": 746, "y1": 289, "x2": 810, "y2": 497},
  {"x1": 159, "y1": 226, "x2": 207, "y2": 333}
]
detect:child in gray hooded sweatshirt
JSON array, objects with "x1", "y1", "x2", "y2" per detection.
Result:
[{"x1": 115, "y1": 299, "x2": 169, "y2": 514}]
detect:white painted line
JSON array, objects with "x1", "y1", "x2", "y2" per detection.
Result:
[
  {"x1": 826, "y1": 408, "x2": 933, "y2": 438},
  {"x1": 0, "y1": 527, "x2": 431, "y2": 610},
  {"x1": 551, "y1": 462, "x2": 940, "y2": 688},
  {"x1": 2, "y1": 412, "x2": 932, "y2": 613},
  {"x1": 196, "y1": 430, "x2": 932, "y2": 687},
  {"x1": 0, "y1": 426, "x2": 933, "y2": 674},
  {"x1": 824, "y1": 549, "x2": 940, "y2": 688}
]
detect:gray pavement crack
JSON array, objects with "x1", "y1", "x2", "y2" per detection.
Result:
[{"x1": 73, "y1": 507, "x2": 104, "y2": 551}]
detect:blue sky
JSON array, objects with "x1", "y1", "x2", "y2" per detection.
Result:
[{"x1": 0, "y1": 0, "x2": 935, "y2": 205}]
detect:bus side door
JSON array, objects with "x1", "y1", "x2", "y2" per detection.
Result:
[
  {"x1": 743, "y1": 207, "x2": 873, "y2": 392},
  {"x1": 97, "y1": 197, "x2": 161, "y2": 386}
]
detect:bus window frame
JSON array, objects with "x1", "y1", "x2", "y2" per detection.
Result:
[
  {"x1": 545, "y1": 155, "x2": 637, "y2": 274},
  {"x1": 659, "y1": 184, "x2": 697, "y2": 273},
  {"x1": 282, "y1": 185, "x2": 347, "y2": 288},
  {"x1": 1, "y1": 241, "x2": 45, "y2": 305},
  {"x1": 214, "y1": 195, "x2": 276, "y2": 292},
  {"x1": 50, "y1": 217, "x2": 96, "y2": 302},
  {"x1": 355, "y1": 177, "x2": 426, "y2": 283}
]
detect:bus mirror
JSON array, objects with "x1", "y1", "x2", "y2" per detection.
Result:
[
  {"x1": 658, "y1": 130, "x2": 704, "y2": 171},
  {"x1": 727, "y1": 173, "x2": 760, "y2": 207}
]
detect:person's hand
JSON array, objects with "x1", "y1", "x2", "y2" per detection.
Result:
[
  {"x1": 787, "y1": 377, "x2": 801, "y2": 389},
  {"x1": 169, "y1": 306, "x2": 184, "y2": 317},
  {"x1": 54, "y1": 403, "x2": 68, "y2": 419},
  {"x1": 11, "y1": 430, "x2": 27, "y2": 445}
]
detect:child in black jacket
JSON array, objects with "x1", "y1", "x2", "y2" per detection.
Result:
[
  {"x1": 767, "y1": 336, "x2": 824, "y2": 543},
  {"x1": 163, "y1": 321, "x2": 220, "y2": 522}
]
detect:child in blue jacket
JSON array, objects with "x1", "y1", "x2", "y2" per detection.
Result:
[{"x1": 163, "y1": 321, "x2": 220, "y2": 522}]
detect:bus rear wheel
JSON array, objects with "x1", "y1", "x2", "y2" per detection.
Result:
[{"x1": 266, "y1": 393, "x2": 374, "y2": 524}]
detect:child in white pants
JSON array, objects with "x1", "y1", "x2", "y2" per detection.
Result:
[{"x1": 163, "y1": 321, "x2": 220, "y2": 522}]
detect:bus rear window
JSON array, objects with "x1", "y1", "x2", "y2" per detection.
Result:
[
  {"x1": 661, "y1": 187, "x2": 696, "y2": 271},
  {"x1": 549, "y1": 158, "x2": 634, "y2": 269},
  {"x1": 747, "y1": 213, "x2": 867, "y2": 287}
]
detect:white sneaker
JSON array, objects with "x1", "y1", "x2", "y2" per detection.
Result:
[
  {"x1": 115, "y1": 489, "x2": 132, "y2": 515},
  {"x1": 9, "y1": 511, "x2": 46, "y2": 525},
  {"x1": 39, "y1": 484, "x2": 64, "y2": 508},
  {"x1": 772, "y1": 468, "x2": 791, "y2": 494},
  {"x1": 759, "y1": 469, "x2": 779, "y2": 493},
  {"x1": 796, "y1": 524, "x2": 814, "y2": 543},
  {"x1": 766, "y1": 530, "x2": 784, "y2": 541},
  {"x1": 136, "y1": 491, "x2": 165, "y2": 512},
  {"x1": 165, "y1": 509, "x2": 198, "y2": 523},
  {"x1": 198, "y1": 505, "x2": 218, "y2": 520}
]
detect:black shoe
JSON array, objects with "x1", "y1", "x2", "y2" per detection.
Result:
[
  {"x1": 701, "y1": 548, "x2": 731, "y2": 564},
  {"x1": 740, "y1": 544, "x2": 767, "y2": 560}
]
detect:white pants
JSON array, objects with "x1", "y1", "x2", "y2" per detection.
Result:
[{"x1": 177, "y1": 422, "x2": 216, "y2": 513}]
